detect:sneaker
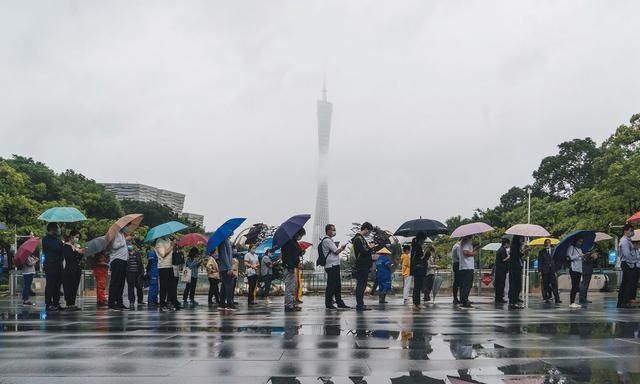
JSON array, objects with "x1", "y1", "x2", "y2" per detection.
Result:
[
  {"x1": 495, "y1": 299, "x2": 507, "y2": 304},
  {"x1": 555, "y1": 300, "x2": 563, "y2": 304},
  {"x1": 569, "y1": 303, "x2": 581, "y2": 309},
  {"x1": 337, "y1": 304, "x2": 351, "y2": 309},
  {"x1": 356, "y1": 306, "x2": 372, "y2": 312},
  {"x1": 190, "y1": 300, "x2": 199, "y2": 306},
  {"x1": 325, "y1": 305, "x2": 338, "y2": 310},
  {"x1": 544, "y1": 300, "x2": 551, "y2": 304},
  {"x1": 183, "y1": 300, "x2": 188, "y2": 306},
  {"x1": 23, "y1": 301, "x2": 34, "y2": 306},
  {"x1": 460, "y1": 303, "x2": 474, "y2": 309}
]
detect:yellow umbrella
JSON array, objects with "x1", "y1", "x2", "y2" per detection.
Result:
[{"x1": 528, "y1": 237, "x2": 559, "y2": 246}]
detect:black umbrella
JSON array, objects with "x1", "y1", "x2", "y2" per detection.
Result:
[{"x1": 394, "y1": 219, "x2": 448, "y2": 237}]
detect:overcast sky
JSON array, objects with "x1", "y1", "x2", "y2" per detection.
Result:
[{"x1": 1, "y1": 1, "x2": 639, "y2": 241}]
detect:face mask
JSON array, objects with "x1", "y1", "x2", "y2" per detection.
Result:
[
  {"x1": 127, "y1": 245, "x2": 134, "y2": 251},
  {"x1": 73, "y1": 236, "x2": 80, "y2": 243}
]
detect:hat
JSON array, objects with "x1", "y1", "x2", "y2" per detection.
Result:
[{"x1": 377, "y1": 247, "x2": 392, "y2": 255}]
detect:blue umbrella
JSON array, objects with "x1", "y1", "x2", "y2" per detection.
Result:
[
  {"x1": 206, "y1": 218, "x2": 247, "y2": 254},
  {"x1": 255, "y1": 237, "x2": 281, "y2": 259},
  {"x1": 37, "y1": 207, "x2": 87, "y2": 223},
  {"x1": 144, "y1": 221, "x2": 188, "y2": 243},
  {"x1": 273, "y1": 214, "x2": 311, "y2": 249},
  {"x1": 552, "y1": 230, "x2": 596, "y2": 266}
]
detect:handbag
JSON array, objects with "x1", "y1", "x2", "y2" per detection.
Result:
[{"x1": 181, "y1": 267, "x2": 192, "y2": 283}]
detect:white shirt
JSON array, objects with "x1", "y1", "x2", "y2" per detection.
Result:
[
  {"x1": 322, "y1": 237, "x2": 341, "y2": 268},
  {"x1": 567, "y1": 245, "x2": 583, "y2": 273},
  {"x1": 452, "y1": 242, "x2": 461, "y2": 263},
  {"x1": 459, "y1": 241, "x2": 475, "y2": 270},
  {"x1": 245, "y1": 252, "x2": 259, "y2": 276},
  {"x1": 110, "y1": 232, "x2": 129, "y2": 262}
]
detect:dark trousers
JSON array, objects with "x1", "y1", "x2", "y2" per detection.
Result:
[
  {"x1": 413, "y1": 273, "x2": 425, "y2": 305},
  {"x1": 355, "y1": 268, "x2": 369, "y2": 309},
  {"x1": 452, "y1": 262, "x2": 460, "y2": 301},
  {"x1": 569, "y1": 270, "x2": 582, "y2": 304},
  {"x1": 541, "y1": 272, "x2": 560, "y2": 301},
  {"x1": 63, "y1": 268, "x2": 81, "y2": 306},
  {"x1": 508, "y1": 268, "x2": 522, "y2": 304},
  {"x1": 183, "y1": 277, "x2": 197, "y2": 302},
  {"x1": 159, "y1": 268, "x2": 178, "y2": 307},
  {"x1": 127, "y1": 272, "x2": 144, "y2": 304},
  {"x1": 261, "y1": 275, "x2": 272, "y2": 298},
  {"x1": 208, "y1": 277, "x2": 220, "y2": 304},
  {"x1": 22, "y1": 273, "x2": 34, "y2": 302},
  {"x1": 617, "y1": 262, "x2": 637, "y2": 307},
  {"x1": 108, "y1": 259, "x2": 127, "y2": 307},
  {"x1": 459, "y1": 269, "x2": 474, "y2": 305},
  {"x1": 632, "y1": 268, "x2": 639, "y2": 301},
  {"x1": 494, "y1": 267, "x2": 507, "y2": 301},
  {"x1": 579, "y1": 273, "x2": 592, "y2": 303},
  {"x1": 220, "y1": 272, "x2": 235, "y2": 308},
  {"x1": 45, "y1": 267, "x2": 63, "y2": 308},
  {"x1": 247, "y1": 275, "x2": 258, "y2": 304},
  {"x1": 325, "y1": 266, "x2": 345, "y2": 307},
  {"x1": 423, "y1": 274, "x2": 435, "y2": 301}
]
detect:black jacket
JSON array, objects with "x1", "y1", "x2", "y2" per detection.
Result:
[
  {"x1": 495, "y1": 246, "x2": 510, "y2": 271},
  {"x1": 42, "y1": 234, "x2": 64, "y2": 271},
  {"x1": 128, "y1": 251, "x2": 145, "y2": 275},
  {"x1": 538, "y1": 248, "x2": 555, "y2": 274},
  {"x1": 509, "y1": 243, "x2": 523, "y2": 271},
  {"x1": 352, "y1": 233, "x2": 374, "y2": 271},
  {"x1": 62, "y1": 243, "x2": 83, "y2": 273},
  {"x1": 282, "y1": 239, "x2": 301, "y2": 270},
  {"x1": 410, "y1": 241, "x2": 428, "y2": 277},
  {"x1": 582, "y1": 253, "x2": 595, "y2": 275}
]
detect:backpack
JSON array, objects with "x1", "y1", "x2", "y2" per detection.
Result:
[
  {"x1": 315, "y1": 237, "x2": 330, "y2": 267},
  {"x1": 172, "y1": 250, "x2": 184, "y2": 266}
]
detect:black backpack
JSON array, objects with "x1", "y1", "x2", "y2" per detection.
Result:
[{"x1": 315, "y1": 237, "x2": 330, "y2": 267}]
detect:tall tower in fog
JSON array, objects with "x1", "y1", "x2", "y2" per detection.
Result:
[{"x1": 312, "y1": 86, "x2": 333, "y2": 258}]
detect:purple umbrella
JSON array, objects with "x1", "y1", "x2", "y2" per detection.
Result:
[
  {"x1": 273, "y1": 214, "x2": 311, "y2": 248},
  {"x1": 450, "y1": 222, "x2": 494, "y2": 238}
]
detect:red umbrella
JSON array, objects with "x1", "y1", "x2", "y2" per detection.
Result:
[
  {"x1": 15, "y1": 237, "x2": 40, "y2": 266},
  {"x1": 177, "y1": 233, "x2": 208, "y2": 247},
  {"x1": 628, "y1": 211, "x2": 640, "y2": 223},
  {"x1": 298, "y1": 241, "x2": 312, "y2": 251}
]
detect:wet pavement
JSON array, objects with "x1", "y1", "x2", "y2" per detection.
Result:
[{"x1": 1, "y1": 293, "x2": 640, "y2": 383}]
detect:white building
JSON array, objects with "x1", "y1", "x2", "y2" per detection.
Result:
[
  {"x1": 101, "y1": 183, "x2": 186, "y2": 214},
  {"x1": 181, "y1": 212, "x2": 205, "y2": 227}
]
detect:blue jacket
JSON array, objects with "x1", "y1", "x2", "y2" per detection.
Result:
[
  {"x1": 147, "y1": 250, "x2": 159, "y2": 277},
  {"x1": 376, "y1": 255, "x2": 392, "y2": 292},
  {"x1": 217, "y1": 238, "x2": 233, "y2": 272}
]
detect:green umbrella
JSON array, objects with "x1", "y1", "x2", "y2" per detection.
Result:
[
  {"x1": 144, "y1": 221, "x2": 188, "y2": 243},
  {"x1": 37, "y1": 207, "x2": 87, "y2": 223}
]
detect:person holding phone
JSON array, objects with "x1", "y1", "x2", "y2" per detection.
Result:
[{"x1": 322, "y1": 224, "x2": 349, "y2": 310}]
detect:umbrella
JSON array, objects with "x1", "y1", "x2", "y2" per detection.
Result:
[
  {"x1": 552, "y1": 230, "x2": 596, "y2": 266},
  {"x1": 482, "y1": 243, "x2": 501, "y2": 252},
  {"x1": 628, "y1": 211, "x2": 640, "y2": 223},
  {"x1": 632, "y1": 232, "x2": 640, "y2": 241},
  {"x1": 394, "y1": 218, "x2": 448, "y2": 237},
  {"x1": 0, "y1": 222, "x2": 7, "y2": 231},
  {"x1": 144, "y1": 221, "x2": 188, "y2": 243},
  {"x1": 594, "y1": 232, "x2": 613, "y2": 242},
  {"x1": 15, "y1": 237, "x2": 40, "y2": 266},
  {"x1": 84, "y1": 236, "x2": 107, "y2": 258},
  {"x1": 38, "y1": 207, "x2": 86, "y2": 223},
  {"x1": 273, "y1": 214, "x2": 311, "y2": 249},
  {"x1": 391, "y1": 374, "x2": 445, "y2": 383},
  {"x1": 298, "y1": 241, "x2": 312, "y2": 251},
  {"x1": 431, "y1": 273, "x2": 443, "y2": 301},
  {"x1": 528, "y1": 237, "x2": 560, "y2": 246},
  {"x1": 177, "y1": 233, "x2": 209, "y2": 247},
  {"x1": 502, "y1": 378, "x2": 545, "y2": 384},
  {"x1": 447, "y1": 376, "x2": 484, "y2": 384},
  {"x1": 505, "y1": 224, "x2": 550, "y2": 238},
  {"x1": 450, "y1": 222, "x2": 494, "y2": 238},
  {"x1": 106, "y1": 213, "x2": 144, "y2": 243},
  {"x1": 206, "y1": 218, "x2": 247, "y2": 254}
]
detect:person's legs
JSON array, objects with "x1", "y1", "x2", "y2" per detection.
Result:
[
  {"x1": 62, "y1": 271, "x2": 73, "y2": 306},
  {"x1": 148, "y1": 275, "x2": 158, "y2": 305},
  {"x1": 413, "y1": 274, "x2": 424, "y2": 306},
  {"x1": 22, "y1": 274, "x2": 34, "y2": 302},
  {"x1": 403, "y1": 276, "x2": 413, "y2": 302},
  {"x1": 460, "y1": 270, "x2": 473, "y2": 306},
  {"x1": 494, "y1": 268, "x2": 506, "y2": 301},
  {"x1": 263, "y1": 275, "x2": 272, "y2": 300},
  {"x1": 284, "y1": 269, "x2": 297, "y2": 309},
  {"x1": 159, "y1": 268, "x2": 171, "y2": 307},
  {"x1": 550, "y1": 273, "x2": 560, "y2": 302},
  {"x1": 579, "y1": 273, "x2": 592, "y2": 303},
  {"x1": 355, "y1": 268, "x2": 368, "y2": 309},
  {"x1": 127, "y1": 271, "x2": 137, "y2": 304},
  {"x1": 632, "y1": 267, "x2": 639, "y2": 301},
  {"x1": 334, "y1": 266, "x2": 346, "y2": 307},
  {"x1": 135, "y1": 274, "x2": 144, "y2": 304},
  {"x1": 508, "y1": 269, "x2": 522, "y2": 304},
  {"x1": 540, "y1": 272, "x2": 550, "y2": 300},
  {"x1": 424, "y1": 274, "x2": 435, "y2": 302},
  {"x1": 189, "y1": 277, "x2": 197, "y2": 302},
  {"x1": 208, "y1": 277, "x2": 216, "y2": 304},
  {"x1": 248, "y1": 275, "x2": 257, "y2": 305},
  {"x1": 325, "y1": 266, "x2": 337, "y2": 307},
  {"x1": 183, "y1": 280, "x2": 190, "y2": 302},
  {"x1": 452, "y1": 262, "x2": 460, "y2": 303},
  {"x1": 110, "y1": 260, "x2": 127, "y2": 307},
  {"x1": 94, "y1": 267, "x2": 107, "y2": 305},
  {"x1": 569, "y1": 270, "x2": 581, "y2": 304}
]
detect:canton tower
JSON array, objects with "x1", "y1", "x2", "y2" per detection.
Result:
[{"x1": 312, "y1": 86, "x2": 333, "y2": 259}]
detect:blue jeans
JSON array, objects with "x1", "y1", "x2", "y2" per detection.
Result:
[{"x1": 22, "y1": 273, "x2": 34, "y2": 302}]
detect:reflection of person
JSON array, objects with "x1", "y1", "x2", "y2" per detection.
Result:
[
  {"x1": 401, "y1": 245, "x2": 412, "y2": 305},
  {"x1": 538, "y1": 239, "x2": 560, "y2": 304},
  {"x1": 43, "y1": 223, "x2": 64, "y2": 311},
  {"x1": 494, "y1": 238, "x2": 510, "y2": 304},
  {"x1": 617, "y1": 224, "x2": 637, "y2": 308},
  {"x1": 352, "y1": 222, "x2": 375, "y2": 311},
  {"x1": 62, "y1": 230, "x2": 84, "y2": 310}
]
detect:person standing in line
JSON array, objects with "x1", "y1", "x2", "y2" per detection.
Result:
[
  {"x1": 617, "y1": 224, "x2": 636, "y2": 308},
  {"x1": 538, "y1": 239, "x2": 561, "y2": 304},
  {"x1": 401, "y1": 245, "x2": 412, "y2": 305},
  {"x1": 494, "y1": 238, "x2": 510, "y2": 304},
  {"x1": 93, "y1": 251, "x2": 109, "y2": 307},
  {"x1": 260, "y1": 249, "x2": 275, "y2": 304},
  {"x1": 322, "y1": 224, "x2": 349, "y2": 310},
  {"x1": 508, "y1": 236, "x2": 525, "y2": 310},
  {"x1": 283, "y1": 229, "x2": 305, "y2": 312},
  {"x1": 232, "y1": 254, "x2": 239, "y2": 305},
  {"x1": 126, "y1": 241, "x2": 144, "y2": 309},
  {"x1": 182, "y1": 247, "x2": 200, "y2": 306},
  {"x1": 579, "y1": 243, "x2": 598, "y2": 305},
  {"x1": 108, "y1": 225, "x2": 130, "y2": 310},
  {"x1": 146, "y1": 249, "x2": 159, "y2": 307},
  {"x1": 459, "y1": 236, "x2": 477, "y2": 309},
  {"x1": 43, "y1": 223, "x2": 64, "y2": 311},
  {"x1": 206, "y1": 249, "x2": 220, "y2": 306},
  {"x1": 410, "y1": 232, "x2": 428, "y2": 309},
  {"x1": 22, "y1": 252, "x2": 38, "y2": 306},
  {"x1": 376, "y1": 248, "x2": 393, "y2": 304},
  {"x1": 352, "y1": 222, "x2": 376, "y2": 312},
  {"x1": 172, "y1": 246, "x2": 184, "y2": 306},
  {"x1": 62, "y1": 230, "x2": 84, "y2": 310},
  {"x1": 423, "y1": 247, "x2": 437, "y2": 303},
  {"x1": 632, "y1": 240, "x2": 640, "y2": 302},
  {"x1": 451, "y1": 241, "x2": 461, "y2": 305},
  {"x1": 156, "y1": 236, "x2": 180, "y2": 311},
  {"x1": 218, "y1": 236, "x2": 238, "y2": 311},
  {"x1": 567, "y1": 236, "x2": 588, "y2": 309},
  {"x1": 244, "y1": 244, "x2": 260, "y2": 306}
]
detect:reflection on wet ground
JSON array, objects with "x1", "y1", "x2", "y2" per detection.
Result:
[{"x1": 1, "y1": 293, "x2": 639, "y2": 383}]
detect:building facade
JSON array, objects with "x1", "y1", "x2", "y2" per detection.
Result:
[
  {"x1": 101, "y1": 183, "x2": 186, "y2": 214},
  {"x1": 312, "y1": 88, "x2": 333, "y2": 258},
  {"x1": 180, "y1": 212, "x2": 205, "y2": 227}
]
